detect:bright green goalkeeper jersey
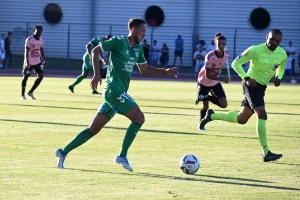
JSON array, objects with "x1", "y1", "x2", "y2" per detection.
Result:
[
  {"x1": 232, "y1": 43, "x2": 287, "y2": 85},
  {"x1": 100, "y1": 35, "x2": 147, "y2": 92}
]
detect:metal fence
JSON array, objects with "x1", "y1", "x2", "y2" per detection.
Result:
[{"x1": 1, "y1": 21, "x2": 299, "y2": 74}]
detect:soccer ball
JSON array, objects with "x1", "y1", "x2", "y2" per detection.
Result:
[
  {"x1": 179, "y1": 154, "x2": 200, "y2": 174},
  {"x1": 291, "y1": 79, "x2": 297, "y2": 84}
]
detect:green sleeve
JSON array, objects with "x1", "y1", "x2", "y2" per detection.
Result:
[
  {"x1": 231, "y1": 47, "x2": 255, "y2": 79},
  {"x1": 101, "y1": 36, "x2": 122, "y2": 52},
  {"x1": 276, "y1": 53, "x2": 287, "y2": 80},
  {"x1": 137, "y1": 45, "x2": 147, "y2": 64}
]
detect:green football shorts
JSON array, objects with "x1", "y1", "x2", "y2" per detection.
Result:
[
  {"x1": 97, "y1": 87, "x2": 137, "y2": 121},
  {"x1": 82, "y1": 53, "x2": 93, "y2": 74}
]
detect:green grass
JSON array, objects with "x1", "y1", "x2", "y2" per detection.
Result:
[{"x1": 0, "y1": 77, "x2": 299, "y2": 200}]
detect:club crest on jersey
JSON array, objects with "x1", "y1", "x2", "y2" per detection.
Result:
[
  {"x1": 135, "y1": 51, "x2": 139, "y2": 57},
  {"x1": 125, "y1": 50, "x2": 129, "y2": 54},
  {"x1": 235, "y1": 54, "x2": 242, "y2": 61},
  {"x1": 272, "y1": 64, "x2": 280, "y2": 70}
]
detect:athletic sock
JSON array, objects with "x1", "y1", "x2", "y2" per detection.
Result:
[
  {"x1": 211, "y1": 111, "x2": 238, "y2": 123},
  {"x1": 118, "y1": 122, "x2": 142, "y2": 157},
  {"x1": 21, "y1": 80, "x2": 27, "y2": 96},
  {"x1": 71, "y1": 75, "x2": 84, "y2": 87},
  {"x1": 257, "y1": 119, "x2": 269, "y2": 156},
  {"x1": 29, "y1": 77, "x2": 43, "y2": 93},
  {"x1": 208, "y1": 95, "x2": 220, "y2": 106},
  {"x1": 61, "y1": 128, "x2": 94, "y2": 155},
  {"x1": 200, "y1": 109, "x2": 206, "y2": 121}
]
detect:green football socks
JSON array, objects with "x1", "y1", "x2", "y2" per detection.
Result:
[
  {"x1": 61, "y1": 128, "x2": 94, "y2": 155},
  {"x1": 71, "y1": 75, "x2": 84, "y2": 87},
  {"x1": 257, "y1": 119, "x2": 269, "y2": 156},
  {"x1": 119, "y1": 122, "x2": 142, "y2": 157},
  {"x1": 211, "y1": 111, "x2": 238, "y2": 123}
]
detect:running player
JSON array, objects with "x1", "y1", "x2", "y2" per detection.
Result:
[
  {"x1": 68, "y1": 34, "x2": 112, "y2": 94},
  {"x1": 199, "y1": 29, "x2": 286, "y2": 162},
  {"x1": 21, "y1": 26, "x2": 46, "y2": 100},
  {"x1": 55, "y1": 18, "x2": 179, "y2": 171},
  {"x1": 195, "y1": 33, "x2": 230, "y2": 130}
]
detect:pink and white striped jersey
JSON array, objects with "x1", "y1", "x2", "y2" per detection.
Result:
[
  {"x1": 24, "y1": 35, "x2": 44, "y2": 65},
  {"x1": 198, "y1": 50, "x2": 230, "y2": 86}
]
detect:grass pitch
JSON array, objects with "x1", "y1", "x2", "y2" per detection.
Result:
[{"x1": 0, "y1": 77, "x2": 299, "y2": 199}]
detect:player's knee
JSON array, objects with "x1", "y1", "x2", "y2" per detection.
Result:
[
  {"x1": 82, "y1": 73, "x2": 88, "y2": 78},
  {"x1": 136, "y1": 112, "x2": 145, "y2": 125},
  {"x1": 219, "y1": 102, "x2": 228, "y2": 108},
  {"x1": 237, "y1": 115, "x2": 248, "y2": 124}
]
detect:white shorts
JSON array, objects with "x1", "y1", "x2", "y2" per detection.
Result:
[{"x1": 0, "y1": 52, "x2": 5, "y2": 59}]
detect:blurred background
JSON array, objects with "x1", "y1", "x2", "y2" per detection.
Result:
[{"x1": 0, "y1": 0, "x2": 299, "y2": 76}]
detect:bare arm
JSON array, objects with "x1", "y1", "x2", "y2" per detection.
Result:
[
  {"x1": 205, "y1": 69, "x2": 229, "y2": 83},
  {"x1": 40, "y1": 47, "x2": 46, "y2": 66},
  {"x1": 86, "y1": 43, "x2": 92, "y2": 60},
  {"x1": 137, "y1": 63, "x2": 179, "y2": 77},
  {"x1": 90, "y1": 45, "x2": 103, "y2": 90},
  {"x1": 24, "y1": 47, "x2": 30, "y2": 67}
]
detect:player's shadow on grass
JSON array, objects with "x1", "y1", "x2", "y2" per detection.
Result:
[
  {"x1": 65, "y1": 168, "x2": 300, "y2": 191},
  {"x1": 2, "y1": 103, "x2": 94, "y2": 111},
  {"x1": 141, "y1": 104, "x2": 300, "y2": 116},
  {"x1": 1, "y1": 118, "x2": 300, "y2": 139}
]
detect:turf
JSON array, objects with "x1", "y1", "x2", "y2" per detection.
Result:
[{"x1": 0, "y1": 77, "x2": 299, "y2": 199}]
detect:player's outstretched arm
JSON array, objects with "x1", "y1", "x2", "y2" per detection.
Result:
[{"x1": 137, "y1": 63, "x2": 179, "y2": 77}]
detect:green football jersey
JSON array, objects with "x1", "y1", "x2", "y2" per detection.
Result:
[
  {"x1": 90, "y1": 37, "x2": 103, "y2": 50},
  {"x1": 82, "y1": 37, "x2": 103, "y2": 61},
  {"x1": 232, "y1": 43, "x2": 287, "y2": 85},
  {"x1": 100, "y1": 35, "x2": 147, "y2": 92}
]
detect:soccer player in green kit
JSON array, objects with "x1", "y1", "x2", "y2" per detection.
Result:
[
  {"x1": 68, "y1": 34, "x2": 112, "y2": 94},
  {"x1": 55, "y1": 18, "x2": 179, "y2": 171},
  {"x1": 199, "y1": 29, "x2": 286, "y2": 162}
]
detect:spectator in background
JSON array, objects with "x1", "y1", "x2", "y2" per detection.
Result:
[
  {"x1": 193, "y1": 34, "x2": 202, "y2": 52},
  {"x1": 173, "y1": 33, "x2": 184, "y2": 67},
  {"x1": 193, "y1": 44, "x2": 205, "y2": 76},
  {"x1": 151, "y1": 40, "x2": 160, "y2": 67},
  {"x1": 200, "y1": 40, "x2": 207, "y2": 52},
  {"x1": 142, "y1": 39, "x2": 150, "y2": 63},
  {"x1": 193, "y1": 34, "x2": 202, "y2": 68},
  {"x1": 285, "y1": 41, "x2": 296, "y2": 76},
  {"x1": 160, "y1": 43, "x2": 169, "y2": 68},
  {"x1": 0, "y1": 34, "x2": 5, "y2": 69},
  {"x1": 207, "y1": 40, "x2": 216, "y2": 52},
  {"x1": 4, "y1": 32, "x2": 12, "y2": 68}
]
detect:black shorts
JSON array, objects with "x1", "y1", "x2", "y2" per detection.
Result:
[
  {"x1": 174, "y1": 50, "x2": 183, "y2": 56},
  {"x1": 22, "y1": 63, "x2": 44, "y2": 75},
  {"x1": 241, "y1": 81, "x2": 266, "y2": 109},
  {"x1": 197, "y1": 82, "x2": 226, "y2": 100}
]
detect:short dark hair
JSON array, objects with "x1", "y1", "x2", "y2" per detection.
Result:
[
  {"x1": 32, "y1": 25, "x2": 43, "y2": 32},
  {"x1": 214, "y1": 32, "x2": 226, "y2": 40},
  {"x1": 270, "y1": 29, "x2": 282, "y2": 36},
  {"x1": 153, "y1": 40, "x2": 157, "y2": 43},
  {"x1": 128, "y1": 18, "x2": 146, "y2": 31},
  {"x1": 7, "y1": 31, "x2": 12, "y2": 35}
]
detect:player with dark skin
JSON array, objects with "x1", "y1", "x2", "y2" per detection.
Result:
[
  {"x1": 201, "y1": 35, "x2": 229, "y2": 112},
  {"x1": 21, "y1": 26, "x2": 46, "y2": 100},
  {"x1": 200, "y1": 29, "x2": 286, "y2": 162}
]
